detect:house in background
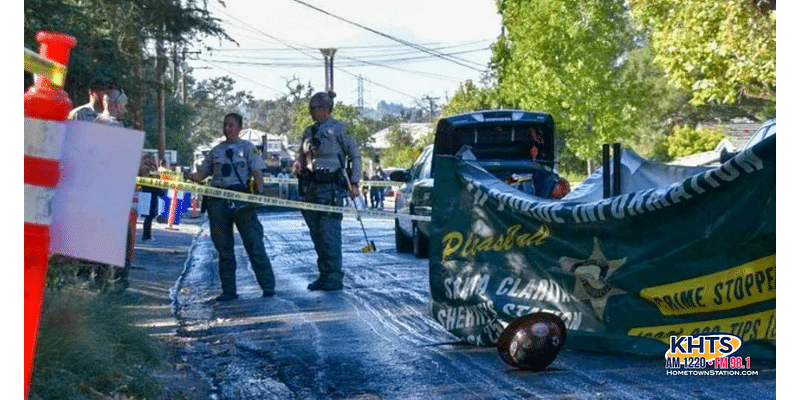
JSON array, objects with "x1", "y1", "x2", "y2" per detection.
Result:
[
  {"x1": 669, "y1": 121, "x2": 762, "y2": 167},
  {"x1": 366, "y1": 123, "x2": 433, "y2": 171},
  {"x1": 369, "y1": 123, "x2": 433, "y2": 150}
]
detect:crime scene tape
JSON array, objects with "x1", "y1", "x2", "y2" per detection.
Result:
[
  {"x1": 24, "y1": 48, "x2": 68, "y2": 86},
  {"x1": 150, "y1": 170, "x2": 401, "y2": 188},
  {"x1": 262, "y1": 176, "x2": 400, "y2": 187},
  {"x1": 136, "y1": 176, "x2": 431, "y2": 222}
]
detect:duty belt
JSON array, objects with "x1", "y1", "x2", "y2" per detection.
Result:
[{"x1": 309, "y1": 168, "x2": 344, "y2": 185}]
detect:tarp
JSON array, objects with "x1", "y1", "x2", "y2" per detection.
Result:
[
  {"x1": 562, "y1": 150, "x2": 715, "y2": 203},
  {"x1": 429, "y1": 135, "x2": 775, "y2": 357}
]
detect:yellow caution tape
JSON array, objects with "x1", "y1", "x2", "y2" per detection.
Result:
[
  {"x1": 262, "y1": 176, "x2": 401, "y2": 187},
  {"x1": 24, "y1": 48, "x2": 67, "y2": 86},
  {"x1": 136, "y1": 176, "x2": 431, "y2": 222}
]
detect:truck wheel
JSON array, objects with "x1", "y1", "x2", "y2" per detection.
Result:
[
  {"x1": 395, "y1": 219, "x2": 413, "y2": 253},
  {"x1": 412, "y1": 222, "x2": 429, "y2": 258}
]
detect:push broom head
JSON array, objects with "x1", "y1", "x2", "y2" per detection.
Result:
[{"x1": 361, "y1": 241, "x2": 377, "y2": 253}]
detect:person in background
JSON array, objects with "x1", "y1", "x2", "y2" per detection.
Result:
[
  {"x1": 184, "y1": 113, "x2": 276, "y2": 301},
  {"x1": 94, "y1": 89, "x2": 128, "y2": 127},
  {"x1": 139, "y1": 154, "x2": 161, "y2": 242},
  {"x1": 68, "y1": 76, "x2": 112, "y2": 121},
  {"x1": 362, "y1": 171, "x2": 371, "y2": 208},
  {"x1": 288, "y1": 169, "x2": 299, "y2": 201},
  {"x1": 370, "y1": 167, "x2": 386, "y2": 209},
  {"x1": 295, "y1": 91, "x2": 361, "y2": 291},
  {"x1": 277, "y1": 167, "x2": 289, "y2": 199},
  {"x1": 94, "y1": 88, "x2": 127, "y2": 127},
  {"x1": 81, "y1": 82, "x2": 134, "y2": 285}
]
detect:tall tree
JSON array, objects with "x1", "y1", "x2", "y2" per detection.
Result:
[
  {"x1": 185, "y1": 76, "x2": 254, "y2": 147},
  {"x1": 138, "y1": 0, "x2": 232, "y2": 161},
  {"x1": 25, "y1": 0, "x2": 233, "y2": 163},
  {"x1": 379, "y1": 124, "x2": 432, "y2": 168},
  {"x1": 492, "y1": 0, "x2": 653, "y2": 165},
  {"x1": 247, "y1": 77, "x2": 313, "y2": 141},
  {"x1": 627, "y1": 0, "x2": 776, "y2": 106},
  {"x1": 440, "y1": 80, "x2": 504, "y2": 117}
]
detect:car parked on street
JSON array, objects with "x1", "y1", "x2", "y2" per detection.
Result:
[
  {"x1": 390, "y1": 145, "x2": 434, "y2": 256},
  {"x1": 391, "y1": 109, "x2": 569, "y2": 258},
  {"x1": 380, "y1": 167, "x2": 404, "y2": 211},
  {"x1": 720, "y1": 118, "x2": 776, "y2": 163},
  {"x1": 741, "y1": 118, "x2": 776, "y2": 150}
]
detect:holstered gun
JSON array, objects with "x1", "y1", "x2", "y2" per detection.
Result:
[{"x1": 297, "y1": 168, "x2": 313, "y2": 197}]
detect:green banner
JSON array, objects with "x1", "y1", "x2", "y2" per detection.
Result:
[{"x1": 429, "y1": 135, "x2": 776, "y2": 356}]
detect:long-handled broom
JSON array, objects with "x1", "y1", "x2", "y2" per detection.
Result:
[
  {"x1": 345, "y1": 173, "x2": 377, "y2": 253},
  {"x1": 339, "y1": 155, "x2": 376, "y2": 253}
]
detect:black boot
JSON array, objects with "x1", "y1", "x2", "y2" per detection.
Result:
[{"x1": 308, "y1": 276, "x2": 343, "y2": 291}]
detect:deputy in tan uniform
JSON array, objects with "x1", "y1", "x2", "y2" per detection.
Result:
[
  {"x1": 295, "y1": 92, "x2": 361, "y2": 291},
  {"x1": 185, "y1": 113, "x2": 275, "y2": 301}
]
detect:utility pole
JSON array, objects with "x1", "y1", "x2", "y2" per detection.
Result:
[
  {"x1": 422, "y1": 95, "x2": 439, "y2": 122},
  {"x1": 172, "y1": 42, "x2": 180, "y2": 92},
  {"x1": 155, "y1": 23, "x2": 166, "y2": 164},
  {"x1": 180, "y1": 47, "x2": 187, "y2": 104},
  {"x1": 178, "y1": 49, "x2": 201, "y2": 104},
  {"x1": 320, "y1": 48, "x2": 337, "y2": 93},
  {"x1": 357, "y1": 74, "x2": 364, "y2": 110}
]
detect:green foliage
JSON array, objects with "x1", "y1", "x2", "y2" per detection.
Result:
[
  {"x1": 181, "y1": 76, "x2": 254, "y2": 148},
  {"x1": 617, "y1": 40, "x2": 691, "y2": 161},
  {"x1": 247, "y1": 77, "x2": 314, "y2": 142},
  {"x1": 335, "y1": 103, "x2": 380, "y2": 148},
  {"x1": 492, "y1": 0, "x2": 653, "y2": 162},
  {"x1": 666, "y1": 125, "x2": 725, "y2": 158},
  {"x1": 387, "y1": 124, "x2": 415, "y2": 147},
  {"x1": 440, "y1": 80, "x2": 504, "y2": 117},
  {"x1": 30, "y1": 287, "x2": 163, "y2": 399},
  {"x1": 627, "y1": 0, "x2": 776, "y2": 105},
  {"x1": 379, "y1": 124, "x2": 433, "y2": 168},
  {"x1": 25, "y1": 0, "x2": 232, "y2": 166},
  {"x1": 381, "y1": 146, "x2": 421, "y2": 170}
]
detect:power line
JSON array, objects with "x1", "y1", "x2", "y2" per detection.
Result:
[
  {"x1": 205, "y1": 39, "x2": 491, "y2": 54},
  {"x1": 200, "y1": 11, "x2": 488, "y2": 83},
  {"x1": 288, "y1": 0, "x2": 486, "y2": 72},
  {"x1": 198, "y1": 59, "x2": 287, "y2": 95},
  {"x1": 197, "y1": 48, "x2": 485, "y2": 82},
  {"x1": 200, "y1": 3, "x2": 452, "y2": 104},
  {"x1": 334, "y1": 66, "x2": 421, "y2": 102},
  {"x1": 200, "y1": 47, "x2": 489, "y2": 68},
  {"x1": 208, "y1": 3, "x2": 321, "y2": 61}
]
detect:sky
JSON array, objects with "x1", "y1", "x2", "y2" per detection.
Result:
[{"x1": 186, "y1": 0, "x2": 503, "y2": 109}]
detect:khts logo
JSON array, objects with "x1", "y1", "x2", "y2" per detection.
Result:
[{"x1": 665, "y1": 333, "x2": 743, "y2": 369}]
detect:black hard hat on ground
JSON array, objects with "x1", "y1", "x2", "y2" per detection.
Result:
[{"x1": 497, "y1": 312, "x2": 567, "y2": 371}]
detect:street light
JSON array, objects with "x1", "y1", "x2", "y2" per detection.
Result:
[{"x1": 320, "y1": 48, "x2": 337, "y2": 93}]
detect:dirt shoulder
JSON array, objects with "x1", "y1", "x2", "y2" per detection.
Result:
[{"x1": 126, "y1": 215, "x2": 213, "y2": 400}]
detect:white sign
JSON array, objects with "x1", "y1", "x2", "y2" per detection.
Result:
[{"x1": 45, "y1": 120, "x2": 145, "y2": 266}]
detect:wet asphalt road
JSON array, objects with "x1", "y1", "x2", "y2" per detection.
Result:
[{"x1": 169, "y1": 210, "x2": 776, "y2": 400}]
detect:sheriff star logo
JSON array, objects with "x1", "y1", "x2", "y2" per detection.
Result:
[{"x1": 559, "y1": 238, "x2": 626, "y2": 320}]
